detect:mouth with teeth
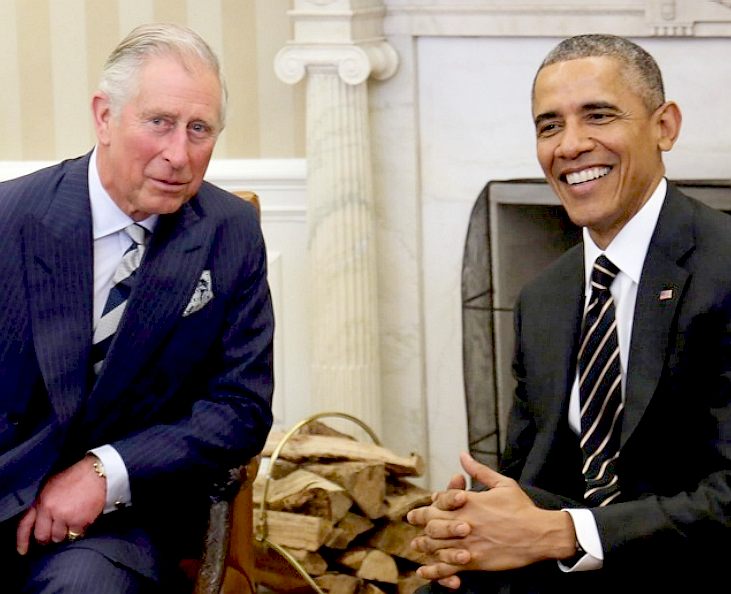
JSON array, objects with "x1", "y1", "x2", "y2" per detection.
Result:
[{"x1": 564, "y1": 166, "x2": 611, "y2": 186}]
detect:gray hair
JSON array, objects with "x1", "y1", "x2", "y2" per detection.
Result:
[
  {"x1": 99, "y1": 23, "x2": 228, "y2": 129},
  {"x1": 534, "y1": 34, "x2": 665, "y2": 113}
]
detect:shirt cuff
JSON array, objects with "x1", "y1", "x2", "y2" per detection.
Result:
[
  {"x1": 558, "y1": 508, "x2": 604, "y2": 572},
  {"x1": 89, "y1": 444, "x2": 132, "y2": 514}
]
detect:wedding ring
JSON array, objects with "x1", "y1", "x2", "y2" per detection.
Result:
[{"x1": 67, "y1": 530, "x2": 82, "y2": 542}]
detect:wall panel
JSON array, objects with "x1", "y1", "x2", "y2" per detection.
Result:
[{"x1": 1, "y1": 0, "x2": 304, "y2": 160}]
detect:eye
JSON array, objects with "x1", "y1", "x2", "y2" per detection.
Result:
[
  {"x1": 537, "y1": 121, "x2": 561, "y2": 138},
  {"x1": 188, "y1": 121, "x2": 214, "y2": 141},
  {"x1": 147, "y1": 116, "x2": 173, "y2": 131},
  {"x1": 586, "y1": 111, "x2": 615, "y2": 124}
]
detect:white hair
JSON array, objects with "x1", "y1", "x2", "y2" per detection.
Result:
[{"x1": 98, "y1": 23, "x2": 228, "y2": 129}]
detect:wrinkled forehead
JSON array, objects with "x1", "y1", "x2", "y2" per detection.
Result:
[{"x1": 531, "y1": 56, "x2": 632, "y2": 113}]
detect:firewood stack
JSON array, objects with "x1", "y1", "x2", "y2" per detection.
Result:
[{"x1": 253, "y1": 421, "x2": 432, "y2": 594}]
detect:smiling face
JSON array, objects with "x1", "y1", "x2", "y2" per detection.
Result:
[
  {"x1": 92, "y1": 54, "x2": 222, "y2": 221},
  {"x1": 532, "y1": 56, "x2": 681, "y2": 248}
]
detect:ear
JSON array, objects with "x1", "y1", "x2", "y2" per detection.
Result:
[
  {"x1": 654, "y1": 101, "x2": 682, "y2": 152},
  {"x1": 91, "y1": 92, "x2": 113, "y2": 145}
]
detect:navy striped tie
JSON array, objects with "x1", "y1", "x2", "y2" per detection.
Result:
[
  {"x1": 91, "y1": 223, "x2": 149, "y2": 375},
  {"x1": 578, "y1": 255, "x2": 623, "y2": 507}
]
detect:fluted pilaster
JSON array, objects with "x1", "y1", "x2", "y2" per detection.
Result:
[{"x1": 275, "y1": 0, "x2": 398, "y2": 434}]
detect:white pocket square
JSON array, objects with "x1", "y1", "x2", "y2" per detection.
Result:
[{"x1": 183, "y1": 270, "x2": 214, "y2": 317}]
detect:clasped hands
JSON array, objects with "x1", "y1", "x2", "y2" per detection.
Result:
[
  {"x1": 406, "y1": 452, "x2": 575, "y2": 590},
  {"x1": 16, "y1": 455, "x2": 106, "y2": 555}
]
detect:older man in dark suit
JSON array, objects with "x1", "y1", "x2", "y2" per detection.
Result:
[
  {"x1": 0, "y1": 23, "x2": 273, "y2": 592},
  {"x1": 408, "y1": 34, "x2": 731, "y2": 592}
]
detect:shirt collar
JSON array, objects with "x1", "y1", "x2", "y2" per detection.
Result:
[
  {"x1": 88, "y1": 146, "x2": 158, "y2": 240},
  {"x1": 583, "y1": 177, "x2": 667, "y2": 287}
]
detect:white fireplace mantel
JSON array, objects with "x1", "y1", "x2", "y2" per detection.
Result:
[
  {"x1": 356, "y1": 0, "x2": 731, "y2": 487},
  {"x1": 384, "y1": 0, "x2": 731, "y2": 37}
]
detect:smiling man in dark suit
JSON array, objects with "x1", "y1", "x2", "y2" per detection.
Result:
[
  {"x1": 0, "y1": 23, "x2": 273, "y2": 593},
  {"x1": 408, "y1": 34, "x2": 731, "y2": 592}
]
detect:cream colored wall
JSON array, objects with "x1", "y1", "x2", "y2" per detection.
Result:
[{"x1": 0, "y1": 0, "x2": 305, "y2": 160}]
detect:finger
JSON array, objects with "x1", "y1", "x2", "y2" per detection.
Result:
[
  {"x1": 432, "y1": 489, "x2": 468, "y2": 511},
  {"x1": 411, "y1": 535, "x2": 470, "y2": 554},
  {"x1": 437, "y1": 575, "x2": 462, "y2": 590},
  {"x1": 406, "y1": 505, "x2": 432, "y2": 527},
  {"x1": 32, "y1": 506, "x2": 53, "y2": 545},
  {"x1": 51, "y1": 518, "x2": 69, "y2": 544},
  {"x1": 416, "y1": 561, "x2": 462, "y2": 581},
  {"x1": 425, "y1": 518, "x2": 471, "y2": 540},
  {"x1": 16, "y1": 506, "x2": 37, "y2": 555},
  {"x1": 459, "y1": 451, "x2": 514, "y2": 488},
  {"x1": 435, "y1": 547, "x2": 471, "y2": 566},
  {"x1": 447, "y1": 473, "x2": 467, "y2": 491}
]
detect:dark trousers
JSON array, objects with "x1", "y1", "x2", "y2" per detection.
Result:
[{"x1": 1, "y1": 513, "x2": 189, "y2": 594}]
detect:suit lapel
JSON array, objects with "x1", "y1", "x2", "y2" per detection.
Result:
[
  {"x1": 539, "y1": 246, "x2": 585, "y2": 431},
  {"x1": 24, "y1": 156, "x2": 94, "y2": 424},
  {"x1": 89, "y1": 201, "x2": 214, "y2": 411},
  {"x1": 621, "y1": 186, "x2": 694, "y2": 445}
]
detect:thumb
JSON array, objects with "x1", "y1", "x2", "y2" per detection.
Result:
[{"x1": 459, "y1": 452, "x2": 511, "y2": 488}]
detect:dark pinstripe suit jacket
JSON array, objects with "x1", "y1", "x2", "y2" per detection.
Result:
[
  {"x1": 496, "y1": 185, "x2": 731, "y2": 591},
  {"x1": 0, "y1": 153, "x2": 274, "y2": 572}
]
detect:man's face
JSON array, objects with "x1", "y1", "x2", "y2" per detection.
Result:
[
  {"x1": 532, "y1": 56, "x2": 675, "y2": 248},
  {"x1": 93, "y1": 54, "x2": 222, "y2": 221}
]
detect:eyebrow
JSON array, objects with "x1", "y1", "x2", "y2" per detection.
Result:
[{"x1": 534, "y1": 101, "x2": 620, "y2": 127}]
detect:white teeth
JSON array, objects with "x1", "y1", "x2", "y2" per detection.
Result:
[{"x1": 566, "y1": 166, "x2": 611, "y2": 185}]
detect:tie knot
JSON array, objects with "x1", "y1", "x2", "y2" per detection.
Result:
[
  {"x1": 591, "y1": 255, "x2": 619, "y2": 292},
  {"x1": 125, "y1": 223, "x2": 148, "y2": 246}
]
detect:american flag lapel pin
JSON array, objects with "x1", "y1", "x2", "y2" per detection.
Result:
[{"x1": 659, "y1": 288, "x2": 673, "y2": 301}]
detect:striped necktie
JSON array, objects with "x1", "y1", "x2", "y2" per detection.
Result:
[
  {"x1": 91, "y1": 223, "x2": 149, "y2": 375},
  {"x1": 578, "y1": 255, "x2": 623, "y2": 507}
]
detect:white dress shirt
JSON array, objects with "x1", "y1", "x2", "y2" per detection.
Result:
[
  {"x1": 87, "y1": 147, "x2": 157, "y2": 513},
  {"x1": 560, "y1": 178, "x2": 667, "y2": 571}
]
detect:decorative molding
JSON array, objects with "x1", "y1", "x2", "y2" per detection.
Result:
[
  {"x1": 0, "y1": 158, "x2": 308, "y2": 221},
  {"x1": 383, "y1": 0, "x2": 731, "y2": 37},
  {"x1": 206, "y1": 158, "x2": 306, "y2": 191},
  {"x1": 0, "y1": 161, "x2": 58, "y2": 181},
  {"x1": 276, "y1": 42, "x2": 398, "y2": 85},
  {"x1": 276, "y1": 0, "x2": 399, "y2": 85}
]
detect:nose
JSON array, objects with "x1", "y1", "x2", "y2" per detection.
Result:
[
  {"x1": 162, "y1": 126, "x2": 190, "y2": 169},
  {"x1": 555, "y1": 120, "x2": 594, "y2": 160}
]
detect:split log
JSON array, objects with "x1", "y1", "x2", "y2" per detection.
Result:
[
  {"x1": 268, "y1": 458, "x2": 299, "y2": 479},
  {"x1": 299, "y1": 420, "x2": 357, "y2": 440},
  {"x1": 384, "y1": 477, "x2": 433, "y2": 521},
  {"x1": 264, "y1": 432, "x2": 424, "y2": 477},
  {"x1": 254, "y1": 509, "x2": 333, "y2": 552},
  {"x1": 325, "y1": 512, "x2": 375, "y2": 549},
  {"x1": 315, "y1": 573, "x2": 361, "y2": 594},
  {"x1": 253, "y1": 469, "x2": 353, "y2": 522},
  {"x1": 252, "y1": 540, "x2": 311, "y2": 593},
  {"x1": 281, "y1": 547, "x2": 328, "y2": 576},
  {"x1": 337, "y1": 548, "x2": 399, "y2": 584},
  {"x1": 367, "y1": 521, "x2": 429, "y2": 564},
  {"x1": 360, "y1": 583, "x2": 387, "y2": 594},
  {"x1": 306, "y1": 461, "x2": 387, "y2": 519}
]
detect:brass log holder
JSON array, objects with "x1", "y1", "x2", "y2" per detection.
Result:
[{"x1": 255, "y1": 411, "x2": 382, "y2": 593}]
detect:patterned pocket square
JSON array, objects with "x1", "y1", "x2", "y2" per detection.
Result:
[{"x1": 183, "y1": 270, "x2": 214, "y2": 317}]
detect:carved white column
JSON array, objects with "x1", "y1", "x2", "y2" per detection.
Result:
[{"x1": 275, "y1": 0, "x2": 398, "y2": 434}]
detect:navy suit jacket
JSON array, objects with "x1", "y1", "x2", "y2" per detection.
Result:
[
  {"x1": 0, "y1": 154, "x2": 273, "y2": 569},
  {"x1": 499, "y1": 184, "x2": 731, "y2": 590}
]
